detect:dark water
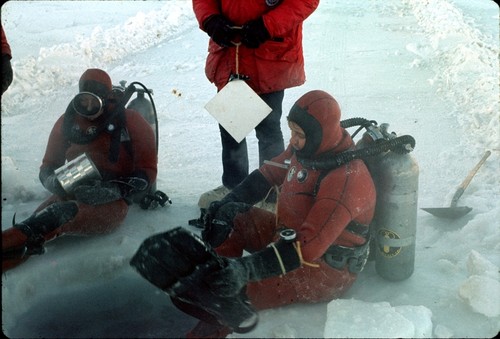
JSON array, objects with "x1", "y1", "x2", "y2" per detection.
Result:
[{"x1": 5, "y1": 272, "x2": 198, "y2": 338}]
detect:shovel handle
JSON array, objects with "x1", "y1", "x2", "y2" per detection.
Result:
[{"x1": 450, "y1": 150, "x2": 491, "y2": 206}]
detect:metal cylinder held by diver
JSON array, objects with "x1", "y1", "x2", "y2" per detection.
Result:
[
  {"x1": 55, "y1": 153, "x2": 102, "y2": 193},
  {"x1": 357, "y1": 124, "x2": 419, "y2": 281}
]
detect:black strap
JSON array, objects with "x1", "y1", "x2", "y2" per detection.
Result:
[
  {"x1": 108, "y1": 106, "x2": 128, "y2": 163},
  {"x1": 312, "y1": 169, "x2": 329, "y2": 197}
]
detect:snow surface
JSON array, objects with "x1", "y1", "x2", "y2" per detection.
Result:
[{"x1": 1, "y1": 0, "x2": 499, "y2": 338}]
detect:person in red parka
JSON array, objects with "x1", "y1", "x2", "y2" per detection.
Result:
[
  {"x1": 2, "y1": 68, "x2": 157, "y2": 272},
  {"x1": 193, "y1": 0, "x2": 320, "y2": 210},
  {"x1": 150, "y1": 90, "x2": 376, "y2": 337},
  {"x1": 1, "y1": 24, "x2": 13, "y2": 95}
]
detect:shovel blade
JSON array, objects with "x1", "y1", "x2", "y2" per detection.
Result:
[{"x1": 421, "y1": 206, "x2": 472, "y2": 219}]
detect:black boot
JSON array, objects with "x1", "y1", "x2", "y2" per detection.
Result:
[{"x1": 13, "y1": 201, "x2": 79, "y2": 255}]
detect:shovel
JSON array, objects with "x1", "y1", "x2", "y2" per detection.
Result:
[{"x1": 421, "y1": 150, "x2": 491, "y2": 219}]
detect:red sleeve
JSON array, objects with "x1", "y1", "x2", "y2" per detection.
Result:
[
  {"x1": 40, "y1": 115, "x2": 69, "y2": 171},
  {"x1": 192, "y1": 0, "x2": 221, "y2": 30},
  {"x1": 1, "y1": 25, "x2": 12, "y2": 58},
  {"x1": 126, "y1": 110, "x2": 157, "y2": 184},
  {"x1": 263, "y1": 0, "x2": 319, "y2": 37}
]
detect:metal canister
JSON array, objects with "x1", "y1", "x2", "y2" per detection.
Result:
[{"x1": 55, "y1": 153, "x2": 101, "y2": 193}]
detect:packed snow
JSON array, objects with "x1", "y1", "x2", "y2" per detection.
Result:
[{"x1": 1, "y1": 0, "x2": 499, "y2": 338}]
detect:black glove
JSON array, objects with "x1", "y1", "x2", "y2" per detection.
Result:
[
  {"x1": 73, "y1": 180, "x2": 122, "y2": 205},
  {"x1": 201, "y1": 199, "x2": 233, "y2": 247},
  {"x1": 130, "y1": 227, "x2": 259, "y2": 332},
  {"x1": 2, "y1": 54, "x2": 13, "y2": 94},
  {"x1": 201, "y1": 170, "x2": 272, "y2": 246},
  {"x1": 241, "y1": 18, "x2": 270, "y2": 49},
  {"x1": 204, "y1": 235, "x2": 301, "y2": 297},
  {"x1": 73, "y1": 177, "x2": 148, "y2": 205},
  {"x1": 202, "y1": 201, "x2": 257, "y2": 248},
  {"x1": 39, "y1": 167, "x2": 67, "y2": 197},
  {"x1": 203, "y1": 199, "x2": 226, "y2": 227},
  {"x1": 203, "y1": 218, "x2": 233, "y2": 248},
  {"x1": 202, "y1": 171, "x2": 271, "y2": 230},
  {"x1": 115, "y1": 176, "x2": 149, "y2": 196},
  {"x1": 203, "y1": 14, "x2": 237, "y2": 47}
]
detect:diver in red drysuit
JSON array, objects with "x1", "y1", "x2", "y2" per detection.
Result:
[{"x1": 2, "y1": 68, "x2": 157, "y2": 271}]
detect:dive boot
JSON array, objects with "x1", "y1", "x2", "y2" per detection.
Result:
[{"x1": 2, "y1": 201, "x2": 78, "y2": 271}]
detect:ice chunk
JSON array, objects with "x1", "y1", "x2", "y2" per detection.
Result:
[
  {"x1": 459, "y1": 275, "x2": 500, "y2": 317},
  {"x1": 466, "y1": 250, "x2": 499, "y2": 279},
  {"x1": 324, "y1": 299, "x2": 433, "y2": 338}
]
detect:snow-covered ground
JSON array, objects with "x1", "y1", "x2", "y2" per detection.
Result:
[{"x1": 1, "y1": 0, "x2": 499, "y2": 338}]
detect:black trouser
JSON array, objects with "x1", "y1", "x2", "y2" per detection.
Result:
[{"x1": 220, "y1": 90, "x2": 285, "y2": 189}]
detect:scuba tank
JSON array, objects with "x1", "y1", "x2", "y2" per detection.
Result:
[
  {"x1": 127, "y1": 88, "x2": 157, "y2": 142},
  {"x1": 354, "y1": 120, "x2": 419, "y2": 281},
  {"x1": 299, "y1": 118, "x2": 418, "y2": 281},
  {"x1": 112, "y1": 80, "x2": 170, "y2": 209}
]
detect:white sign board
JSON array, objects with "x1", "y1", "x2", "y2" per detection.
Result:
[{"x1": 204, "y1": 80, "x2": 272, "y2": 143}]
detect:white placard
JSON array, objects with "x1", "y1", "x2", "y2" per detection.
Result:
[{"x1": 204, "y1": 80, "x2": 272, "y2": 143}]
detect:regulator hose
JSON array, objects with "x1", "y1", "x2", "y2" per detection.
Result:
[
  {"x1": 340, "y1": 117, "x2": 374, "y2": 129},
  {"x1": 298, "y1": 134, "x2": 416, "y2": 171},
  {"x1": 340, "y1": 117, "x2": 376, "y2": 138}
]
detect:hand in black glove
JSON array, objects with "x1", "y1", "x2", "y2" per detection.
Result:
[
  {"x1": 202, "y1": 200, "x2": 233, "y2": 247},
  {"x1": 2, "y1": 54, "x2": 13, "y2": 94},
  {"x1": 241, "y1": 18, "x2": 270, "y2": 49},
  {"x1": 73, "y1": 177, "x2": 149, "y2": 205},
  {"x1": 203, "y1": 14, "x2": 237, "y2": 47},
  {"x1": 115, "y1": 176, "x2": 149, "y2": 196},
  {"x1": 202, "y1": 200, "x2": 224, "y2": 228},
  {"x1": 73, "y1": 180, "x2": 122, "y2": 205}
]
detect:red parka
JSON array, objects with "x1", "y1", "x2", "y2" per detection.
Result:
[
  {"x1": 192, "y1": 0, "x2": 319, "y2": 94},
  {"x1": 1, "y1": 25, "x2": 11, "y2": 58}
]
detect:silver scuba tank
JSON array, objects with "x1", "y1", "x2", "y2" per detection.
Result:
[
  {"x1": 110, "y1": 80, "x2": 170, "y2": 209},
  {"x1": 357, "y1": 123, "x2": 419, "y2": 281},
  {"x1": 127, "y1": 89, "x2": 157, "y2": 141},
  {"x1": 121, "y1": 83, "x2": 159, "y2": 205}
]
